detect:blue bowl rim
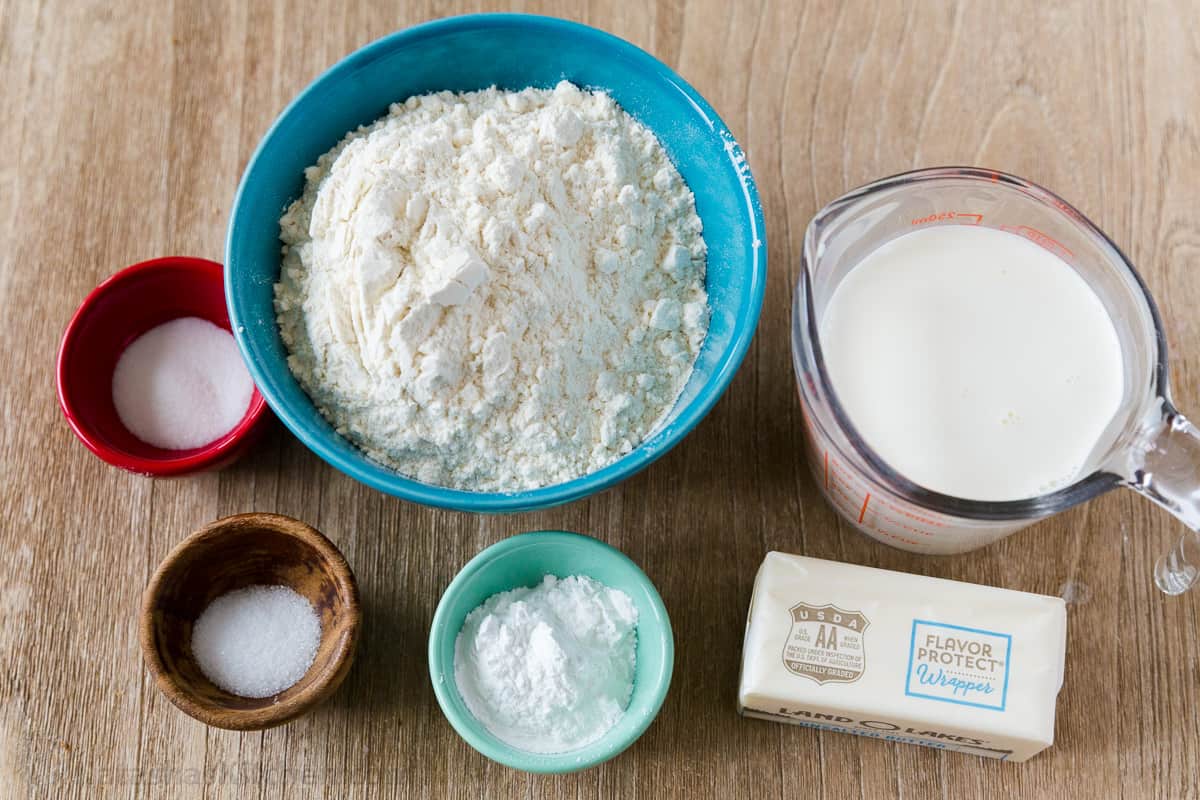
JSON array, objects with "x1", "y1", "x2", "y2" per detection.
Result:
[
  {"x1": 426, "y1": 530, "x2": 675, "y2": 773},
  {"x1": 225, "y1": 12, "x2": 768, "y2": 512}
]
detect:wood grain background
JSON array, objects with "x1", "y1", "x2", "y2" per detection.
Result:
[{"x1": 3, "y1": 0, "x2": 1199, "y2": 797}]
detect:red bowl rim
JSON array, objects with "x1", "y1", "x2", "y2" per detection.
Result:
[{"x1": 56, "y1": 256, "x2": 270, "y2": 476}]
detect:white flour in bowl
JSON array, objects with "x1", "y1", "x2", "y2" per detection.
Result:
[{"x1": 275, "y1": 81, "x2": 707, "y2": 491}]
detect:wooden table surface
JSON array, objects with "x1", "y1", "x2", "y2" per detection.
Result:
[{"x1": 4, "y1": 0, "x2": 1199, "y2": 797}]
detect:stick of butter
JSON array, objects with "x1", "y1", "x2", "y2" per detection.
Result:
[{"x1": 738, "y1": 552, "x2": 1067, "y2": 762}]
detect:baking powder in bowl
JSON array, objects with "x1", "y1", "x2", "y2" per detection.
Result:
[
  {"x1": 275, "y1": 81, "x2": 708, "y2": 491},
  {"x1": 454, "y1": 575, "x2": 638, "y2": 754}
]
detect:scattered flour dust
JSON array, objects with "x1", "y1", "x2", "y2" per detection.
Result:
[
  {"x1": 275, "y1": 81, "x2": 708, "y2": 491},
  {"x1": 454, "y1": 575, "x2": 639, "y2": 753}
]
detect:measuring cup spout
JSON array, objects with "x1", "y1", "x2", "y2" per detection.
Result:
[{"x1": 1122, "y1": 398, "x2": 1200, "y2": 594}]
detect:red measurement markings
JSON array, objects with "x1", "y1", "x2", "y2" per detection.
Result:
[
  {"x1": 876, "y1": 514, "x2": 937, "y2": 537},
  {"x1": 825, "y1": 452, "x2": 944, "y2": 534},
  {"x1": 875, "y1": 495, "x2": 947, "y2": 528},
  {"x1": 828, "y1": 486, "x2": 867, "y2": 524},
  {"x1": 825, "y1": 481, "x2": 919, "y2": 545},
  {"x1": 827, "y1": 477, "x2": 861, "y2": 510},
  {"x1": 824, "y1": 451, "x2": 948, "y2": 537},
  {"x1": 1050, "y1": 196, "x2": 1087, "y2": 224},
  {"x1": 997, "y1": 224, "x2": 1074, "y2": 260},
  {"x1": 870, "y1": 528, "x2": 922, "y2": 547},
  {"x1": 827, "y1": 454, "x2": 860, "y2": 483},
  {"x1": 858, "y1": 495, "x2": 935, "y2": 537},
  {"x1": 911, "y1": 211, "x2": 983, "y2": 226},
  {"x1": 827, "y1": 481, "x2": 877, "y2": 530},
  {"x1": 843, "y1": 498, "x2": 928, "y2": 545}
]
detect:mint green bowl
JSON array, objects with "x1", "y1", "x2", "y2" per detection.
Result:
[{"x1": 428, "y1": 531, "x2": 674, "y2": 773}]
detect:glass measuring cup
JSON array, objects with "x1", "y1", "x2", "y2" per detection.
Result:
[{"x1": 792, "y1": 166, "x2": 1200, "y2": 595}]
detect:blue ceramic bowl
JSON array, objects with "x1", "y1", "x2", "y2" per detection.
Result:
[{"x1": 225, "y1": 14, "x2": 766, "y2": 512}]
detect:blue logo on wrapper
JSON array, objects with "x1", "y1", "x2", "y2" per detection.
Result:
[{"x1": 904, "y1": 620, "x2": 1011, "y2": 711}]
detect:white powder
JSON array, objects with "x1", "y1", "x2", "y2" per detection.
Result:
[
  {"x1": 191, "y1": 585, "x2": 321, "y2": 699},
  {"x1": 111, "y1": 317, "x2": 253, "y2": 450},
  {"x1": 275, "y1": 81, "x2": 707, "y2": 491},
  {"x1": 454, "y1": 575, "x2": 638, "y2": 754}
]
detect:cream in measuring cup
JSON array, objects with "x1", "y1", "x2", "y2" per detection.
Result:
[
  {"x1": 820, "y1": 224, "x2": 1124, "y2": 502},
  {"x1": 792, "y1": 167, "x2": 1200, "y2": 594}
]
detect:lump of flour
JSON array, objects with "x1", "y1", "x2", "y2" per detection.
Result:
[{"x1": 275, "y1": 81, "x2": 707, "y2": 491}]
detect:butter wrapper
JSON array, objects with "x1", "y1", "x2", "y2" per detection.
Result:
[{"x1": 737, "y1": 552, "x2": 1067, "y2": 762}]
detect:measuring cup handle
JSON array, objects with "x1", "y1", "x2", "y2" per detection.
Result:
[{"x1": 1123, "y1": 399, "x2": 1200, "y2": 594}]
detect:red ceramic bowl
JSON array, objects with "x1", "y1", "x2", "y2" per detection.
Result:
[{"x1": 57, "y1": 257, "x2": 270, "y2": 476}]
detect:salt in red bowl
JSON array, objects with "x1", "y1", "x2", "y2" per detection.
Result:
[{"x1": 57, "y1": 256, "x2": 270, "y2": 476}]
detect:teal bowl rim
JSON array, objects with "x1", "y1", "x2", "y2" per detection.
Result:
[
  {"x1": 427, "y1": 531, "x2": 675, "y2": 773},
  {"x1": 225, "y1": 12, "x2": 768, "y2": 513}
]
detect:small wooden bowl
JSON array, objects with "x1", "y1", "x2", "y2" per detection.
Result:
[{"x1": 140, "y1": 512, "x2": 361, "y2": 730}]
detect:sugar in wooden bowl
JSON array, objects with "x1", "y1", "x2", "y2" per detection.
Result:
[
  {"x1": 140, "y1": 513, "x2": 361, "y2": 731},
  {"x1": 191, "y1": 584, "x2": 322, "y2": 699}
]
